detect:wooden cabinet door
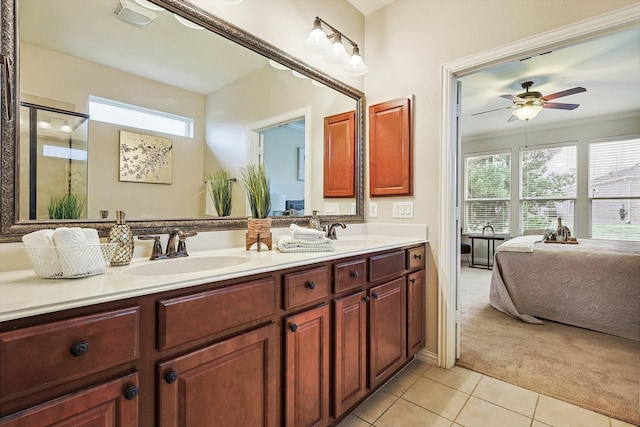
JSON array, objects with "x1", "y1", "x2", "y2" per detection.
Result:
[
  {"x1": 407, "y1": 270, "x2": 426, "y2": 357},
  {"x1": 324, "y1": 111, "x2": 356, "y2": 198},
  {"x1": 369, "y1": 278, "x2": 407, "y2": 388},
  {"x1": 369, "y1": 98, "x2": 412, "y2": 196},
  {"x1": 285, "y1": 305, "x2": 330, "y2": 427},
  {"x1": 158, "y1": 324, "x2": 277, "y2": 427},
  {"x1": 333, "y1": 291, "x2": 367, "y2": 418},
  {"x1": 0, "y1": 373, "x2": 139, "y2": 427}
]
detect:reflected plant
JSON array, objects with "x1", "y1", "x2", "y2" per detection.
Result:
[
  {"x1": 206, "y1": 168, "x2": 233, "y2": 217},
  {"x1": 240, "y1": 163, "x2": 271, "y2": 219},
  {"x1": 48, "y1": 194, "x2": 85, "y2": 219}
]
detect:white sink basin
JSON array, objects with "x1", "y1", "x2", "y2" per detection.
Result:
[{"x1": 123, "y1": 256, "x2": 251, "y2": 276}]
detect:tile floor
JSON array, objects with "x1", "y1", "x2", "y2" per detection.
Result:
[{"x1": 338, "y1": 359, "x2": 636, "y2": 427}]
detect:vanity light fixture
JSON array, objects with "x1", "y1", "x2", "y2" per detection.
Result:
[
  {"x1": 59, "y1": 121, "x2": 73, "y2": 133},
  {"x1": 304, "y1": 17, "x2": 368, "y2": 76},
  {"x1": 174, "y1": 14, "x2": 204, "y2": 30}
]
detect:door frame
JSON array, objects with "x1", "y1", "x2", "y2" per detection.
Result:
[{"x1": 438, "y1": 5, "x2": 640, "y2": 369}]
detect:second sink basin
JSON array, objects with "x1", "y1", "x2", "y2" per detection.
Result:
[{"x1": 123, "y1": 255, "x2": 251, "y2": 276}]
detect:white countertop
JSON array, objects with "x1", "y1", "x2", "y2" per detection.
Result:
[{"x1": 0, "y1": 234, "x2": 426, "y2": 322}]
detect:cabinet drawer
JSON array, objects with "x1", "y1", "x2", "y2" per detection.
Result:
[
  {"x1": 158, "y1": 277, "x2": 276, "y2": 350},
  {"x1": 284, "y1": 266, "x2": 330, "y2": 309},
  {"x1": 0, "y1": 307, "x2": 140, "y2": 401},
  {"x1": 369, "y1": 250, "x2": 405, "y2": 282},
  {"x1": 334, "y1": 258, "x2": 367, "y2": 293},
  {"x1": 407, "y1": 246, "x2": 425, "y2": 270}
]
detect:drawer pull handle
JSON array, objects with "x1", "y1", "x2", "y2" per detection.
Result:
[
  {"x1": 124, "y1": 385, "x2": 139, "y2": 400},
  {"x1": 165, "y1": 370, "x2": 178, "y2": 384},
  {"x1": 306, "y1": 281, "x2": 316, "y2": 290},
  {"x1": 350, "y1": 271, "x2": 359, "y2": 278},
  {"x1": 290, "y1": 323, "x2": 298, "y2": 333},
  {"x1": 70, "y1": 341, "x2": 89, "y2": 357},
  {"x1": 363, "y1": 295, "x2": 370, "y2": 303},
  {"x1": 413, "y1": 254, "x2": 422, "y2": 260},
  {"x1": 372, "y1": 292, "x2": 379, "y2": 299},
  {"x1": 410, "y1": 278, "x2": 416, "y2": 284}
]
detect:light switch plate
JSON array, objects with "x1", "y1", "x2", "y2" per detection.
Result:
[
  {"x1": 392, "y1": 202, "x2": 414, "y2": 218},
  {"x1": 324, "y1": 203, "x2": 339, "y2": 215},
  {"x1": 369, "y1": 202, "x2": 378, "y2": 218}
]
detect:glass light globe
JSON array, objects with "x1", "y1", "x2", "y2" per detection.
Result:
[
  {"x1": 304, "y1": 27, "x2": 331, "y2": 53},
  {"x1": 343, "y1": 47, "x2": 368, "y2": 76},
  {"x1": 324, "y1": 34, "x2": 349, "y2": 65}
]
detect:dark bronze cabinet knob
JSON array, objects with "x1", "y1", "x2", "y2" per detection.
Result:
[
  {"x1": 290, "y1": 323, "x2": 298, "y2": 332},
  {"x1": 124, "y1": 385, "x2": 139, "y2": 400},
  {"x1": 363, "y1": 295, "x2": 370, "y2": 303},
  {"x1": 372, "y1": 292, "x2": 379, "y2": 299},
  {"x1": 350, "y1": 271, "x2": 359, "y2": 278},
  {"x1": 306, "y1": 281, "x2": 316, "y2": 290},
  {"x1": 165, "y1": 370, "x2": 178, "y2": 384},
  {"x1": 410, "y1": 278, "x2": 416, "y2": 284},
  {"x1": 70, "y1": 341, "x2": 89, "y2": 357},
  {"x1": 413, "y1": 254, "x2": 422, "y2": 259}
]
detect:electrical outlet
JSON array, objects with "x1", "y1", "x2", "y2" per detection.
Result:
[
  {"x1": 323, "y1": 203, "x2": 339, "y2": 215},
  {"x1": 369, "y1": 202, "x2": 378, "y2": 218}
]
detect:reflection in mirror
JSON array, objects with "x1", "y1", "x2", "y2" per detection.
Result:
[{"x1": 1, "y1": 0, "x2": 364, "y2": 241}]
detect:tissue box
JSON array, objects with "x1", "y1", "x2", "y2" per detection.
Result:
[{"x1": 24, "y1": 243, "x2": 118, "y2": 279}]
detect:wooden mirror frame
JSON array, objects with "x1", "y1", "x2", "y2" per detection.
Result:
[{"x1": 0, "y1": 0, "x2": 365, "y2": 242}]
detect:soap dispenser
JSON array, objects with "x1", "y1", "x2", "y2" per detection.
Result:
[
  {"x1": 309, "y1": 210, "x2": 323, "y2": 231},
  {"x1": 109, "y1": 210, "x2": 134, "y2": 266}
]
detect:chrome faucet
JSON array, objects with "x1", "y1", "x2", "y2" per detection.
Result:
[{"x1": 325, "y1": 222, "x2": 346, "y2": 240}]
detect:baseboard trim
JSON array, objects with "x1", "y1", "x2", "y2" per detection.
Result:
[{"x1": 415, "y1": 349, "x2": 438, "y2": 366}]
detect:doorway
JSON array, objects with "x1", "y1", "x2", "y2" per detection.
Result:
[{"x1": 439, "y1": 6, "x2": 640, "y2": 368}]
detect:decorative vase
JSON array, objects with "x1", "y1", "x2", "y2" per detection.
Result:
[
  {"x1": 109, "y1": 210, "x2": 134, "y2": 265},
  {"x1": 246, "y1": 217, "x2": 272, "y2": 251}
]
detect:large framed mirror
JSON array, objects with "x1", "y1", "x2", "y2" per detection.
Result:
[{"x1": 0, "y1": 0, "x2": 364, "y2": 242}]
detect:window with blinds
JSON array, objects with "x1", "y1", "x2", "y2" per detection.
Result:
[
  {"x1": 589, "y1": 137, "x2": 640, "y2": 240},
  {"x1": 464, "y1": 152, "x2": 510, "y2": 233},
  {"x1": 520, "y1": 144, "x2": 576, "y2": 233}
]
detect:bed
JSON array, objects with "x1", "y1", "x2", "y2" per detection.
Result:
[{"x1": 489, "y1": 236, "x2": 640, "y2": 341}]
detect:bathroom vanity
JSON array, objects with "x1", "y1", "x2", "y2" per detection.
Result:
[{"x1": 0, "y1": 236, "x2": 426, "y2": 426}]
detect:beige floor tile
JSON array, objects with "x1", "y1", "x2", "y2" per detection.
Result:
[
  {"x1": 610, "y1": 419, "x2": 637, "y2": 427},
  {"x1": 472, "y1": 375, "x2": 538, "y2": 417},
  {"x1": 353, "y1": 390, "x2": 399, "y2": 424},
  {"x1": 531, "y1": 421, "x2": 552, "y2": 427},
  {"x1": 379, "y1": 370, "x2": 421, "y2": 396},
  {"x1": 424, "y1": 366, "x2": 482, "y2": 394},
  {"x1": 534, "y1": 395, "x2": 610, "y2": 427},
  {"x1": 455, "y1": 396, "x2": 531, "y2": 427},
  {"x1": 402, "y1": 377, "x2": 469, "y2": 420},
  {"x1": 336, "y1": 414, "x2": 371, "y2": 427},
  {"x1": 373, "y1": 398, "x2": 452, "y2": 427},
  {"x1": 401, "y1": 359, "x2": 433, "y2": 377}
]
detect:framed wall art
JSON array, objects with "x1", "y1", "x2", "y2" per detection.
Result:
[{"x1": 119, "y1": 131, "x2": 173, "y2": 184}]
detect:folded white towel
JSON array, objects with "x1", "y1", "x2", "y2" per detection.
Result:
[
  {"x1": 53, "y1": 227, "x2": 104, "y2": 277},
  {"x1": 22, "y1": 229, "x2": 55, "y2": 247},
  {"x1": 497, "y1": 235, "x2": 543, "y2": 253},
  {"x1": 289, "y1": 223, "x2": 326, "y2": 240},
  {"x1": 277, "y1": 235, "x2": 334, "y2": 252}
]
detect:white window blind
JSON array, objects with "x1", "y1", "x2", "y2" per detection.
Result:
[
  {"x1": 464, "y1": 152, "x2": 510, "y2": 233},
  {"x1": 589, "y1": 138, "x2": 640, "y2": 240},
  {"x1": 520, "y1": 144, "x2": 576, "y2": 233}
]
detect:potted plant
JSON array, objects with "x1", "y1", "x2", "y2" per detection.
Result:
[
  {"x1": 240, "y1": 163, "x2": 272, "y2": 250},
  {"x1": 206, "y1": 168, "x2": 233, "y2": 217},
  {"x1": 48, "y1": 194, "x2": 85, "y2": 219}
]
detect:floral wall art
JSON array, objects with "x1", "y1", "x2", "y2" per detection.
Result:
[{"x1": 119, "y1": 131, "x2": 173, "y2": 184}]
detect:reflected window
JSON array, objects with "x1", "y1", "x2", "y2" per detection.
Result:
[{"x1": 89, "y1": 96, "x2": 193, "y2": 138}]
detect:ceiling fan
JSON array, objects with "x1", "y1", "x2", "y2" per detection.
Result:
[{"x1": 473, "y1": 81, "x2": 587, "y2": 122}]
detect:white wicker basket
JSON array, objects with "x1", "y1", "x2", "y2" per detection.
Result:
[{"x1": 24, "y1": 243, "x2": 118, "y2": 279}]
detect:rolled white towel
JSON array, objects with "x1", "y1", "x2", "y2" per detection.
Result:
[
  {"x1": 289, "y1": 223, "x2": 326, "y2": 240},
  {"x1": 53, "y1": 227, "x2": 104, "y2": 277},
  {"x1": 277, "y1": 235, "x2": 334, "y2": 252},
  {"x1": 22, "y1": 229, "x2": 55, "y2": 247}
]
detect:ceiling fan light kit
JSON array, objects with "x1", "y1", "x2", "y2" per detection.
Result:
[{"x1": 474, "y1": 80, "x2": 586, "y2": 122}]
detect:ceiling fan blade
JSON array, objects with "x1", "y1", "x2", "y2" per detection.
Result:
[
  {"x1": 500, "y1": 94, "x2": 523, "y2": 102},
  {"x1": 507, "y1": 114, "x2": 518, "y2": 122},
  {"x1": 471, "y1": 106, "x2": 514, "y2": 116},
  {"x1": 543, "y1": 87, "x2": 586, "y2": 100},
  {"x1": 543, "y1": 102, "x2": 580, "y2": 110}
]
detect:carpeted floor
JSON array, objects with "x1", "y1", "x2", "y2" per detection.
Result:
[{"x1": 457, "y1": 265, "x2": 640, "y2": 426}]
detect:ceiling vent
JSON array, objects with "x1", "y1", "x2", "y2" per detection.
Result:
[{"x1": 114, "y1": 0, "x2": 157, "y2": 28}]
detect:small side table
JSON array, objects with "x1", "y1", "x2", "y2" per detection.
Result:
[{"x1": 464, "y1": 233, "x2": 509, "y2": 269}]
